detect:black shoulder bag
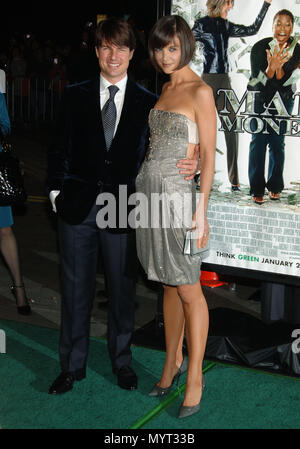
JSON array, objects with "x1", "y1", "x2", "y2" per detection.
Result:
[{"x1": 0, "y1": 141, "x2": 27, "y2": 206}]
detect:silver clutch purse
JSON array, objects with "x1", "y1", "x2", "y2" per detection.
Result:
[{"x1": 183, "y1": 230, "x2": 209, "y2": 256}]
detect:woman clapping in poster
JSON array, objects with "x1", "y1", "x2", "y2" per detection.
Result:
[
  {"x1": 192, "y1": 0, "x2": 272, "y2": 191},
  {"x1": 248, "y1": 9, "x2": 300, "y2": 204}
]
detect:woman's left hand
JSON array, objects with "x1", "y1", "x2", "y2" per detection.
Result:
[
  {"x1": 192, "y1": 214, "x2": 210, "y2": 249},
  {"x1": 177, "y1": 145, "x2": 200, "y2": 180}
]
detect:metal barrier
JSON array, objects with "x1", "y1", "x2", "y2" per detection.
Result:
[{"x1": 6, "y1": 78, "x2": 67, "y2": 122}]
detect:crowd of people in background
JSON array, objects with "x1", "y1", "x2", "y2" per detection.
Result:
[
  {"x1": 1, "y1": 32, "x2": 73, "y2": 90},
  {"x1": 1, "y1": 20, "x2": 152, "y2": 86},
  {"x1": 0, "y1": 19, "x2": 154, "y2": 122}
]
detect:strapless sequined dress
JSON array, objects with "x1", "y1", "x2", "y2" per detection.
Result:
[{"x1": 136, "y1": 109, "x2": 201, "y2": 286}]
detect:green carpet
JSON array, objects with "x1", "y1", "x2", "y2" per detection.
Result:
[{"x1": 0, "y1": 319, "x2": 299, "y2": 429}]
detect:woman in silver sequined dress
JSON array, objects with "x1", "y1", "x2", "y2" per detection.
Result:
[{"x1": 135, "y1": 15, "x2": 216, "y2": 418}]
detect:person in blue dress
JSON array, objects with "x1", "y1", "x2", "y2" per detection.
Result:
[{"x1": 0, "y1": 92, "x2": 31, "y2": 315}]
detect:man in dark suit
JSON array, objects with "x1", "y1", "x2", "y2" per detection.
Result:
[{"x1": 46, "y1": 17, "x2": 198, "y2": 395}]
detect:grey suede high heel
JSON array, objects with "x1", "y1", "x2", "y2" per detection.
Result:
[
  {"x1": 148, "y1": 355, "x2": 188, "y2": 397},
  {"x1": 178, "y1": 375, "x2": 206, "y2": 419}
]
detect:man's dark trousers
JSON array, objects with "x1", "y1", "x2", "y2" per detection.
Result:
[{"x1": 58, "y1": 203, "x2": 136, "y2": 378}]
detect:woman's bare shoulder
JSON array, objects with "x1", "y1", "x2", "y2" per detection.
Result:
[
  {"x1": 189, "y1": 80, "x2": 213, "y2": 107},
  {"x1": 194, "y1": 79, "x2": 213, "y2": 96}
]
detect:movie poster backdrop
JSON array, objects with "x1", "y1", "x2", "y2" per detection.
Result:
[{"x1": 171, "y1": 0, "x2": 300, "y2": 278}]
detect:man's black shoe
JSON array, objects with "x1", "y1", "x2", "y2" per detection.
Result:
[
  {"x1": 116, "y1": 366, "x2": 138, "y2": 391},
  {"x1": 48, "y1": 372, "x2": 75, "y2": 395}
]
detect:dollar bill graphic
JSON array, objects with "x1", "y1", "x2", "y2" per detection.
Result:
[
  {"x1": 228, "y1": 43, "x2": 241, "y2": 56},
  {"x1": 238, "y1": 45, "x2": 252, "y2": 60},
  {"x1": 248, "y1": 71, "x2": 268, "y2": 87},
  {"x1": 287, "y1": 36, "x2": 300, "y2": 57},
  {"x1": 294, "y1": 16, "x2": 300, "y2": 27},
  {"x1": 237, "y1": 69, "x2": 251, "y2": 79},
  {"x1": 183, "y1": 0, "x2": 197, "y2": 6},
  {"x1": 283, "y1": 68, "x2": 300, "y2": 86},
  {"x1": 191, "y1": 5, "x2": 198, "y2": 17},
  {"x1": 268, "y1": 38, "x2": 278, "y2": 56},
  {"x1": 268, "y1": 36, "x2": 299, "y2": 58}
]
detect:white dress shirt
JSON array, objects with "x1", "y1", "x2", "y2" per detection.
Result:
[{"x1": 49, "y1": 74, "x2": 128, "y2": 212}]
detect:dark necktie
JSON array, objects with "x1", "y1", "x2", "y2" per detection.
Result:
[{"x1": 102, "y1": 85, "x2": 119, "y2": 150}]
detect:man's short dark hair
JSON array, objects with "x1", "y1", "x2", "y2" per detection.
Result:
[
  {"x1": 95, "y1": 17, "x2": 136, "y2": 50},
  {"x1": 148, "y1": 15, "x2": 195, "y2": 72}
]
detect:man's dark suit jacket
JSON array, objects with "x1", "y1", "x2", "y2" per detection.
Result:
[{"x1": 46, "y1": 76, "x2": 157, "y2": 229}]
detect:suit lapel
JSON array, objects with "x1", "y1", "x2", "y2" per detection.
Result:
[
  {"x1": 112, "y1": 78, "x2": 137, "y2": 146},
  {"x1": 86, "y1": 78, "x2": 106, "y2": 150}
]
